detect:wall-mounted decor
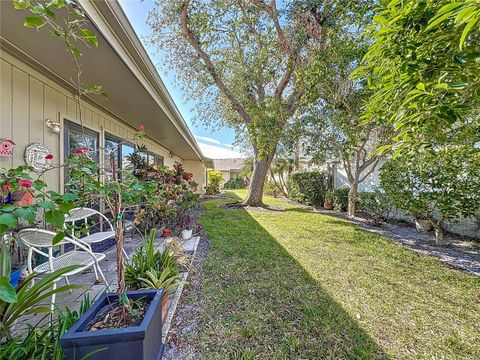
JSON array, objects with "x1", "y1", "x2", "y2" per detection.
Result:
[
  {"x1": 0, "y1": 138, "x2": 15, "y2": 157},
  {"x1": 24, "y1": 143, "x2": 54, "y2": 173}
]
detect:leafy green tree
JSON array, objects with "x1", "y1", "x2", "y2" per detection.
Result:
[
  {"x1": 67, "y1": 148, "x2": 158, "y2": 313},
  {"x1": 302, "y1": 23, "x2": 392, "y2": 217},
  {"x1": 354, "y1": 0, "x2": 480, "y2": 154},
  {"x1": 380, "y1": 146, "x2": 480, "y2": 245},
  {"x1": 148, "y1": 0, "x2": 369, "y2": 206},
  {"x1": 206, "y1": 170, "x2": 223, "y2": 194}
]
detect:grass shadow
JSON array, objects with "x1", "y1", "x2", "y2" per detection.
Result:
[{"x1": 197, "y1": 196, "x2": 392, "y2": 359}]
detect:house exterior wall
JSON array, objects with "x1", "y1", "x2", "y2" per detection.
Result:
[
  {"x1": 332, "y1": 161, "x2": 383, "y2": 192},
  {"x1": 183, "y1": 160, "x2": 207, "y2": 193},
  {"x1": 0, "y1": 51, "x2": 199, "y2": 193},
  {"x1": 220, "y1": 170, "x2": 230, "y2": 184}
]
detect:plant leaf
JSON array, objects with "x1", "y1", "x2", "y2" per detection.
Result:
[
  {"x1": 0, "y1": 276, "x2": 18, "y2": 303},
  {"x1": 24, "y1": 16, "x2": 46, "y2": 28}
]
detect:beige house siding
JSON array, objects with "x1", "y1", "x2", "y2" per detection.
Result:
[
  {"x1": 184, "y1": 160, "x2": 207, "y2": 192},
  {"x1": 0, "y1": 51, "x2": 203, "y2": 192}
]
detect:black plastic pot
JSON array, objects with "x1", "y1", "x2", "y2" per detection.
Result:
[{"x1": 60, "y1": 289, "x2": 164, "y2": 360}]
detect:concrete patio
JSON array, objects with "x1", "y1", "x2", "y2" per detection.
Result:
[{"x1": 13, "y1": 232, "x2": 201, "y2": 341}]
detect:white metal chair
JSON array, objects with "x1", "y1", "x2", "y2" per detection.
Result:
[
  {"x1": 65, "y1": 207, "x2": 129, "y2": 259},
  {"x1": 18, "y1": 228, "x2": 107, "y2": 310}
]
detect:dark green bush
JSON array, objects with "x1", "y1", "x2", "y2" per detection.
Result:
[
  {"x1": 224, "y1": 177, "x2": 246, "y2": 189},
  {"x1": 333, "y1": 187, "x2": 349, "y2": 212},
  {"x1": 357, "y1": 188, "x2": 391, "y2": 223},
  {"x1": 286, "y1": 171, "x2": 327, "y2": 207},
  {"x1": 263, "y1": 180, "x2": 278, "y2": 197}
]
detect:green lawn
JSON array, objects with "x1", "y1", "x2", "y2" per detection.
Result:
[{"x1": 194, "y1": 190, "x2": 480, "y2": 359}]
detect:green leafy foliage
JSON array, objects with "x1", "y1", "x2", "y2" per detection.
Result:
[
  {"x1": 0, "y1": 261, "x2": 84, "y2": 339},
  {"x1": 138, "y1": 269, "x2": 185, "y2": 295},
  {"x1": 357, "y1": 188, "x2": 392, "y2": 224},
  {"x1": 380, "y1": 146, "x2": 480, "y2": 240},
  {"x1": 355, "y1": 0, "x2": 480, "y2": 153},
  {"x1": 206, "y1": 170, "x2": 223, "y2": 195},
  {"x1": 324, "y1": 190, "x2": 334, "y2": 203},
  {"x1": 125, "y1": 229, "x2": 180, "y2": 290},
  {"x1": 286, "y1": 171, "x2": 327, "y2": 207},
  {"x1": 147, "y1": 0, "x2": 372, "y2": 205},
  {"x1": 14, "y1": 0, "x2": 99, "y2": 59},
  {"x1": 333, "y1": 187, "x2": 350, "y2": 212},
  {"x1": 223, "y1": 178, "x2": 246, "y2": 189},
  {"x1": 0, "y1": 295, "x2": 92, "y2": 360},
  {"x1": 132, "y1": 162, "x2": 199, "y2": 231},
  {"x1": 0, "y1": 165, "x2": 77, "y2": 236}
]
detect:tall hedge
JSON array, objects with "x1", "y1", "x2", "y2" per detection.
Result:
[{"x1": 287, "y1": 171, "x2": 327, "y2": 207}]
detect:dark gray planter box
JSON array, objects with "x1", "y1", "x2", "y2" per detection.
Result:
[{"x1": 60, "y1": 289, "x2": 164, "y2": 360}]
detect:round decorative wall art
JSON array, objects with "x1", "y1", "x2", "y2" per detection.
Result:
[{"x1": 24, "y1": 143, "x2": 54, "y2": 173}]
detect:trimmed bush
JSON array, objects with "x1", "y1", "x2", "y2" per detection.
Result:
[
  {"x1": 287, "y1": 171, "x2": 327, "y2": 207},
  {"x1": 224, "y1": 177, "x2": 246, "y2": 189},
  {"x1": 333, "y1": 187, "x2": 349, "y2": 212}
]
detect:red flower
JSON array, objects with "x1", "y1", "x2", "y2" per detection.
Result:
[
  {"x1": 74, "y1": 148, "x2": 88, "y2": 155},
  {"x1": 45, "y1": 154, "x2": 54, "y2": 160},
  {"x1": 2, "y1": 182, "x2": 11, "y2": 191},
  {"x1": 18, "y1": 179, "x2": 32, "y2": 189},
  {"x1": 183, "y1": 173, "x2": 193, "y2": 181},
  {"x1": 139, "y1": 124, "x2": 145, "y2": 131}
]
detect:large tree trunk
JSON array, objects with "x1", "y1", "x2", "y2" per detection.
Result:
[
  {"x1": 243, "y1": 154, "x2": 274, "y2": 207},
  {"x1": 347, "y1": 182, "x2": 358, "y2": 218}
]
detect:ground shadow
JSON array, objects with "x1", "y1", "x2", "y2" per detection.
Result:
[{"x1": 197, "y1": 192, "x2": 391, "y2": 359}]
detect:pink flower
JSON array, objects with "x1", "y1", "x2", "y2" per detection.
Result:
[
  {"x1": 139, "y1": 124, "x2": 145, "y2": 131},
  {"x1": 18, "y1": 179, "x2": 32, "y2": 189},
  {"x1": 74, "y1": 148, "x2": 88, "y2": 155},
  {"x1": 45, "y1": 154, "x2": 54, "y2": 160},
  {"x1": 3, "y1": 182, "x2": 11, "y2": 191}
]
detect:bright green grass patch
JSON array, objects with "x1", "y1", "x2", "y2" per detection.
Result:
[{"x1": 197, "y1": 190, "x2": 480, "y2": 359}]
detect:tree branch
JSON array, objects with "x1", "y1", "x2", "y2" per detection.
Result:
[{"x1": 180, "y1": 0, "x2": 252, "y2": 123}]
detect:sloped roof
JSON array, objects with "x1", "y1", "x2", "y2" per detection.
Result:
[
  {"x1": 213, "y1": 158, "x2": 245, "y2": 171},
  {"x1": 0, "y1": 0, "x2": 205, "y2": 161}
]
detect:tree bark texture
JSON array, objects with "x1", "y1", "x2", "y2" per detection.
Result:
[
  {"x1": 347, "y1": 183, "x2": 358, "y2": 218},
  {"x1": 244, "y1": 155, "x2": 275, "y2": 207}
]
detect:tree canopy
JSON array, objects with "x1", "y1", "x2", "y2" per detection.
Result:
[
  {"x1": 148, "y1": 0, "x2": 371, "y2": 205},
  {"x1": 354, "y1": 0, "x2": 480, "y2": 154}
]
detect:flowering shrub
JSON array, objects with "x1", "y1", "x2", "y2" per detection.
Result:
[
  {"x1": 132, "y1": 162, "x2": 198, "y2": 230},
  {"x1": 0, "y1": 165, "x2": 77, "y2": 243}
]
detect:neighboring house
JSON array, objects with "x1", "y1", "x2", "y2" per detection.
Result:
[
  {"x1": 212, "y1": 158, "x2": 245, "y2": 184},
  {"x1": 0, "y1": 1, "x2": 209, "y2": 192}
]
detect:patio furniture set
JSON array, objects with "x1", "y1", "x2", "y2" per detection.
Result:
[{"x1": 16, "y1": 207, "x2": 118, "y2": 310}]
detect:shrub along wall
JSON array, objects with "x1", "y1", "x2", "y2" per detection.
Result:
[{"x1": 287, "y1": 171, "x2": 328, "y2": 207}]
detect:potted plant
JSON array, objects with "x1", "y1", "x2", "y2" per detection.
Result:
[
  {"x1": 125, "y1": 229, "x2": 182, "y2": 324},
  {"x1": 138, "y1": 268, "x2": 185, "y2": 323},
  {"x1": 179, "y1": 214, "x2": 193, "y2": 240},
  {"x1": 60, "y1": 138, "x2": 163, "y2": 359},
  {"x1": 324, "y1": 190, "x2": 334, "y2": 210},
  {"x1": 162, "y1": 227, "x2": 172, "y2": 238}
]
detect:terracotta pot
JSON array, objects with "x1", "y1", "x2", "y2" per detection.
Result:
[
  {"x1": 162, "y1": 228, "x2": 172, "y2": 237},
  {"x1": 324, "y1": 202, "x2": 334, "y2": 210},
  {"x1": 161, "y1": 293, "x2": 170, "y2": 324},
  {"x1": 415, "y1": 219, "x2": 432, "y2": 233}
]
